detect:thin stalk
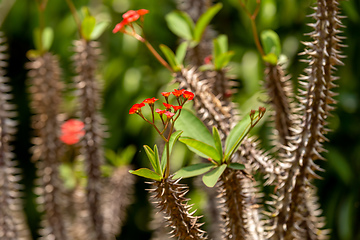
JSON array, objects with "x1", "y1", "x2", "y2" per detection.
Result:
[
  {"x1": 144, "y1": 41, "x2": 173, "y2": 72},
  {"x1": 65, "y1": 0, "x2": 82, "y2": 38}
]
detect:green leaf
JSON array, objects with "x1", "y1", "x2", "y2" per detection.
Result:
[
  {"x1": 214, "y1": 51, "x2": 234, "y2": 70},
  {"x1": 129, "y1": 168, "x2": 162, "y2": 181},
  {"x1": 224, "y1": 115, "x2": 252, "y2": 161},
  {"x1": 159, "y1": 44, "x2": 181, "y2": 72},
  {"x1": 165, "y1": 11, "x2": 194, "y2": 40},
  {"x1": 173, "y1": 163, "x2": 214, "y2": 179},
  {"x1": 174, "y1": 109, "x2": 214, "y2": 147},
  {"x1": 33, "y1": 27, "x2": 54, "y2": 52},
  {"x1": 175, "y1": 41, "x2": 188, "y2": 65},
  {"x1": 90, "y1": 21, "x2": 109, "y2": 40},
  {"x1": 154, "y1": 145, "x2": 161, "y2": 175},
  {"x1": 260, "y1": 30, "x2": 281, "y2": 59},
  {"x1": 161, "y1": 130, "x2": 183, "y2": 174},
  {"x1": 180, "y1": 137, "x2": 221, "y2": 161},
  {"x1": 202, "y1": 164, "x2": 226, "y2": 187},
  {"x1": 262, "y1": 53, "x2": 278, "y2": 65},
  {"x1": 42, "y1": 27, "x2": 54, "y2": 51},
  {"x1": 194, "y1": 3, "x2": 223, "y2": 42},
  {"x1": 143, "y1": 145, "x2": 161, "y2": 175},
  {"x1": 217, "y1": 34, "x2": 228, "y2": 53},
  {"x1": 228, "y1": 162, "x2": 245, "y2": 170},
  {"x1": 212, "y1": 127, "x2": 223, "y2": 164},
  {"x1": 82, "y1": 16, "x2": 96, "y2": 41}
]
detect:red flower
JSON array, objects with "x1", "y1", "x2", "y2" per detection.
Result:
[
  {"x1": 129, "y1": 102, "x2": 145, "y2": 114},
  {"x1": 60, "y1": 119, "x2": 85, "y2": 145},
  {"x1": 172, "y1": 89, "x2": 185, "y2": 97},
  {"x1": 163, "y1": 103, "x2": 173, "y2": 109},
  {"x1": 113, "y1": 20, "x2": 128, "y2": 33},
  {"x1": 137, "y1": 9, "x2": 149, "y2": 16},
  {"x1": 204, "y1": 55, "x2": 213, "y2": 64},
  {"x1": 164, "y1": 111, "x2": 175, "y2": 118},
  {"x1": 172, "y1": 105, "x2": 182, "y2": 111},
  {"x1": 113, "y1": 9, "x2": 148, "y2": 34},
  {"x1": 122, "y1": 10, "x2": 140, "y2": 22},
  {"x1": 183, "y1": 91, "x2": 194, "y2": 100},
  {"x1": 142, "y1": 97, "x2": 158, "y2": 104},
  {"x1": 161, "y1": 92, "x2": 171, "y2": 97},
  {"x1": 156, "y1": 109, "x2": 166, "y2": 115}
]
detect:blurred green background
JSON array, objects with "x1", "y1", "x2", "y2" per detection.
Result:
[{"x1": 1, "y1": 0, "x2": 359, "y2": 239}]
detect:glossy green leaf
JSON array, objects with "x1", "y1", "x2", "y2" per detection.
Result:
[
  {"x1": 174, "y1": 109, "x2": 214, "y2": 147},
  {"x1": 194, "y1": 3, "x2": 223, "y2": 42},
  {"x1": 173, "y1": 163, "x2": 214, "y2": 179},
  {"x1": 165, "y1": 11, "x2": 194, "y2": 40},
  {"x1": 217, "y1": 34, "x2": 228, "y2": 53},
  {"x1": 90, "y1": 21, "x2": 109, "y2": 40},
  {"x1": 143, "y1": 145, "x2": 161, "y2": 175},
  {"x1": 129, "y1": 168, "x2": 162, "y2": 181},
  {"x1": 180, "y1": 137, "x2": 221, "y2": 161},
  {"x1": 159, "y1": 44, "x2": 181, "y2": 71},
  {"x1": 224, "y1": 115, "x2": 252, "y2": 161},
  {"x1": 202, "y1": 164, "x2": 226, "y2": 187},
  {"x1": 82, "y1": 16, "x2": 96, "y2": 41},
  {"x1": 175, "y1": 41, "x2": 188, "y2": 65},
  {"x1": 228, "y1": 162, "x2": 245, "y2": 170},
  {"x1": 161, "y1": 131, "x2": 183, "y2": 174},
  {"x1": 212, "y1": 127, "x2": 223, "y2": 164},
  {"x1": 260, "y1": 30, "x2": 281, "y2": 58}
]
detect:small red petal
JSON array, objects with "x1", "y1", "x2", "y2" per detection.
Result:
[
  {"x1": 122, "y1": 10, "x2": 139, "y2": 23},
  {"x1": 129, "y1": 102, "x2": 145, "y2": 114},
  {"x1": 172, "y1": 89, "x2": 185, "y2": 97},
  {"x1": 143, "y1": 97, "x2": 158, "y2": 104},
  {"x1": 161, "y1": 92, "x2": 171, "y2": 97},
  {"x1": 172, "y1": 105, "x2": 182, "y2": 111},
  {"x1": 137, "y1": 9, "x2": 149, "y2": 16},
  {"x1": 112, "y1": 20, "x2": 128, "y2": 33},
  {"x1": 163, "y1": 103, "x2": 173, "y2": 109},
  {"x1": 164, "y1": 111, "x2": 175, "y2": 118},
  {"x1": 156, "y1": 109, "x2": 166, "y2": 115},
  {"x1": 60, "y1": 119, "x2": 85, "y2": 145}
]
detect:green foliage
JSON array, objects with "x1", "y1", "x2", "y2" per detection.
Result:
[
  {"x1": 165, "y1": 11, "x2": 194, "y2": 41},
  {"x1": 129, "y1": 168, "x2": 162, "y2": 181},
  {"x1": 173, "y1": 163, "x2": 214, "y2": 179},
  {"x1": 179, "y1": 137, "x2": 221, "y2": 161},
  {"x1": 202, "y1": 164, "x2": 227, "y2": 187},
  {"x1": 260, "y1": 29, "x2": 281, "y2": 64},
  {"x1": 33, "y1": 27, "x2": 54, "y2": 53},
  {"x1": 161, "y1": 130, "x2": 183, "y2": 174}
]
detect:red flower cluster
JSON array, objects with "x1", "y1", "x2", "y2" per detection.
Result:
[
  {"x1": 113, "y1": 9, "x2": 149, "y2": 33},
  {"x1": 129, "y1": 89, "x2": 194, "y2": 120},
  {"x1": 60, "y1": 119, "x2": 85, "y2": 145}
]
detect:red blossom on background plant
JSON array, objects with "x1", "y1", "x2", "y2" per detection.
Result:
[
  {"x1": 60, "y1": 119, "x2": 85, "y2": 145},
  {"x1": 129, "y1": 103, "x2": 145, "y2": 114},
  {"x1": 112, "y1": 9, "x2": 149, "y2": 34},
  {"x1": 156, "y1": 109, "x2": 166, "y2": 115}
]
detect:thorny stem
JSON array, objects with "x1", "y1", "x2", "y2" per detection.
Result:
[
  {"x1": 239, "y1": 0, "x2": 265, "y2": 56},
  {"x1": 65, "y1": 0, "x2": 83, "y2": 39}
]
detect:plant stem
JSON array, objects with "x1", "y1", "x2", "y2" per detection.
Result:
[
  {"x1": 65, "y1": 0, "x2": 83, "y2": 39},
  {"x1": 144, "y1": 41, "x2": 173, "y2": 72}
]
